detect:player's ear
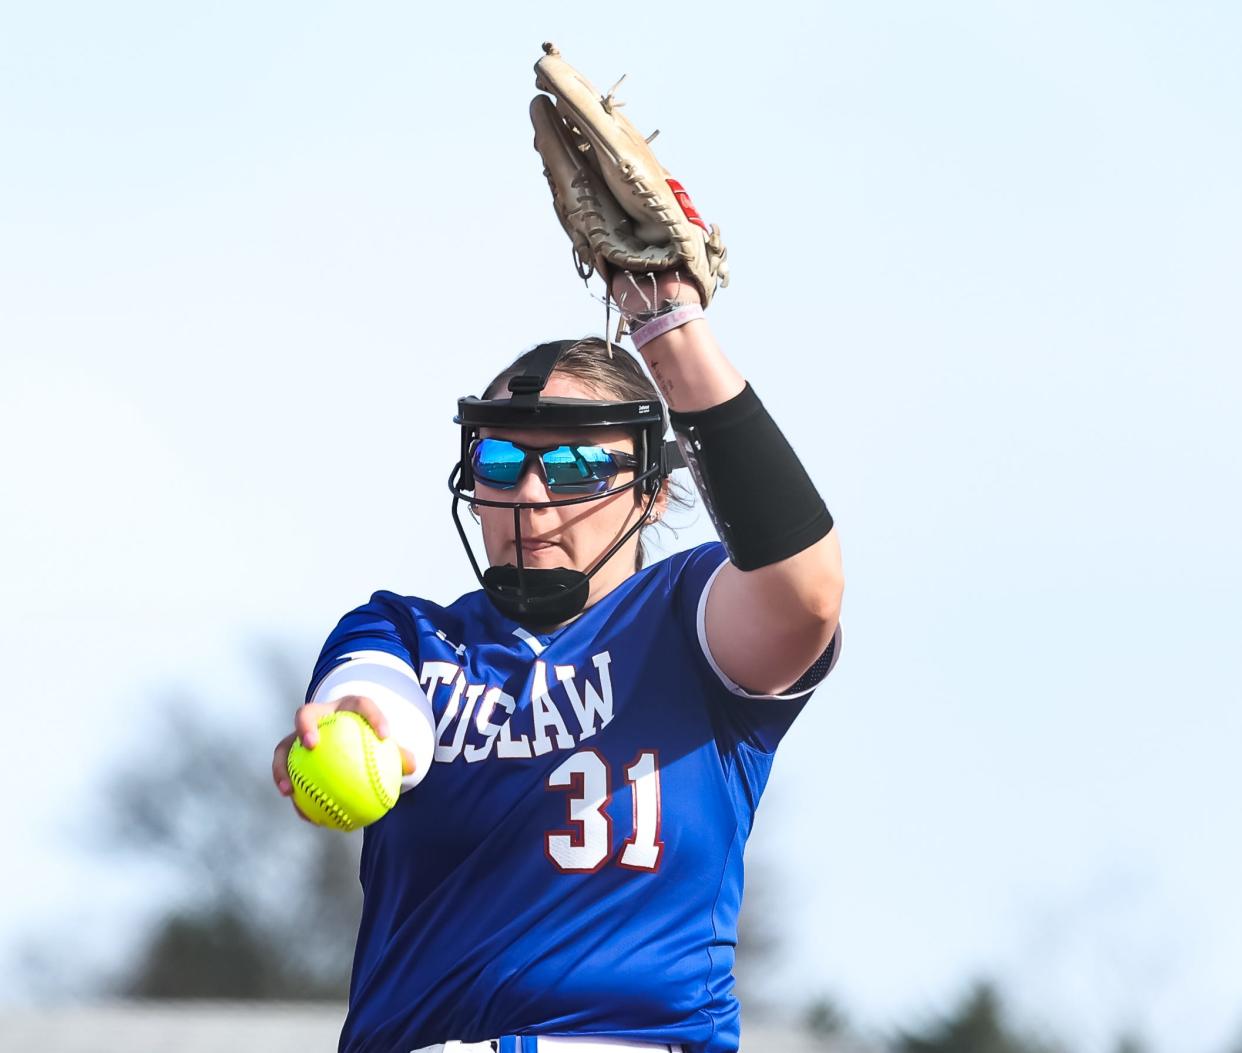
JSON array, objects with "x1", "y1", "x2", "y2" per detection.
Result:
[{"x1": 646, "y1": 478, "x2": 670, "y2": 524}]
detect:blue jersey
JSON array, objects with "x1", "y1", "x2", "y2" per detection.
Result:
[{"x1": 307, "y1": 542, "x2": 840, "y2": 1053}]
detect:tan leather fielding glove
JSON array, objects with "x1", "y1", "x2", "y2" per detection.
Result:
[{"x1": 530, "y1": 42, "x2": 729, "y2": 307}]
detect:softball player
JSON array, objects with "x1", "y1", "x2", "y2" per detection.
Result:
[
  {"x1": 273, "y1": 42, "x2": 843, "y2": 1050},
  {"x1": 272, "y1": 263, "x2": 844, "y2": 1053}
]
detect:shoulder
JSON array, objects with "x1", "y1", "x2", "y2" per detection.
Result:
[
  {"x1": 661, "y1": 539, "x2": 729, "y2": 575},
  {"x1": 317, "y1": 586, "x2": 486, "y2": 664},
  {"x1": 659, "y1": 541, "x2": 731, "y2": 622},
  {"x1": 567, "y1": 542, "x2": 730, "y2": 629},
  {"x1": 577, "y1": 541, "x2": 730, "y2": 652},
  {"x1": 360, "y1": 586, "x2": 494, "y2": 628},
  {"x1": 640, "y1": 540, "x2": 730, "y2": 598},
  {"x1": 560, "y1": 543, "x2": 729, "y2": 635}
]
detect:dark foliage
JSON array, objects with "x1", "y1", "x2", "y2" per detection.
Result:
[
  {"x1": 734, "y1": 859, "x2": 784, "y2": 1013},
  {"x1": 804, "y1": 993, "x2": 850, "y2": 1041},
  {"x1": 894, "y1": 982, "x2": 1059, "y2": 1053}
]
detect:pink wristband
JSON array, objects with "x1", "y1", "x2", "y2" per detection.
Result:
[{"x1": 629, "y1": 303, "x2": 705, "y2": 350}]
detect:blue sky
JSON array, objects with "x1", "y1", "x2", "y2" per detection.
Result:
[{"x1": 2, "y1": 3, "x2": 1239, "y2": 1051}]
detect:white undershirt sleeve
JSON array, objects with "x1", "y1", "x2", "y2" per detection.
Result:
[
  {"x1": 695, "y1": 558, "x2": 842, "y2": 700},
  {"x1": 309, "y1": 650, "x2": 436, "y2": 792}
]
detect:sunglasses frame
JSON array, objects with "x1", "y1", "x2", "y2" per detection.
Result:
[{"x1": 469, "y1": 437, "x2": 642, "y2": 496}]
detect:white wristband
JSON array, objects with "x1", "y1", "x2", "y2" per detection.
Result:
[
  {"x1": 629, "y1": 303, "x2": 705, "y2": 350},
  {"x1": 310, "y1": 650, "x2": 435, "y2": 792}
]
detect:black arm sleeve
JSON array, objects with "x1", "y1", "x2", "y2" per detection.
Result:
[{"x1": 670, "y1": 383, "x2": 834, "y2": 570}]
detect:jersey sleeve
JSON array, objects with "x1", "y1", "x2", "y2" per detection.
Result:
[
  {"x1": 305, "y1": 590, "x2": 422, "y2": 703},
  {"x1": 671, "y1": 542, "x2": 843, "y2": 755}
]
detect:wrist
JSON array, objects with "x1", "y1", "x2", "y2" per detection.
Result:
[
  {"x1": 610, "y1": 270, "x2": 704, "y2": 318},
  {"x1": 628, "y1": 303, "x2": 705, "y2": 351}
]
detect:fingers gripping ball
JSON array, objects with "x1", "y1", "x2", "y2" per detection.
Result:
[{"x1": 287, "y1": 712, "x2": 402, "y2": 831}]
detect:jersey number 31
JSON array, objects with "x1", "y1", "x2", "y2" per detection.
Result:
[{"x1": 545, "y1": 749, "x2": 662, "y2": 874}]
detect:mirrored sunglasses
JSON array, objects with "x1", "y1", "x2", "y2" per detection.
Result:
[{"x1": 471, "y1": 437, "x2": 640, "y2": 495}]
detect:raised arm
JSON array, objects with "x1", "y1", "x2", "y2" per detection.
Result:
[{"x1": 614, "y1": 273, "x2": 844, "y2": 695}]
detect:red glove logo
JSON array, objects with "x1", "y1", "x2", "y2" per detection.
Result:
[{"x1": 667, "y1": 179, "x2": 709, "y2": 232}]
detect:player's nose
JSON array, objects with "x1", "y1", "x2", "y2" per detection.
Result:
[{"x1": 510, "y1": 459, "x2": 553, "y2": 503}]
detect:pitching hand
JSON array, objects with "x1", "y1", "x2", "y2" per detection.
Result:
[{"x1": 271, "y1": 696, "x2": 417, "y2": 821}]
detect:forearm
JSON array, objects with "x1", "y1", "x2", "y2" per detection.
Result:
[
  {"x1": 612, "y1": 272, "x2": 743, "y2": 411},
  {"x1": 615, "y1": 274, "x2": 834, "y2": 571},
  {"x1": 614, "y1": 271, "x2": 843, "y2": 690},
  {"x1": 639, "y1": 319, "x2": 744, "y2": 411}
]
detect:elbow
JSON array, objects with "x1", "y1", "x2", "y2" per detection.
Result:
[
  {"x1": 794, "y1": 568, "x2": 844, "y2": 640},
  {"x1": 765, "y1": 561, "x2": 841, "y2": 640},
  {"x1": 792, "y1": 531, "x2": 844, "y2": 627},
  {"x1": 802, "y1": 568, "x2": 844, "y2": 631}
]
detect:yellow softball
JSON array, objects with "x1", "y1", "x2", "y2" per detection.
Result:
[{"x1": 287, "y1": 711, "x2": 402, "y2": 831}]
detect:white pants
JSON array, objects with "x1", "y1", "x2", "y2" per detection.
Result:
[{"x1": 415, "y1": 1037, "x2": 683, "y2": 1053}]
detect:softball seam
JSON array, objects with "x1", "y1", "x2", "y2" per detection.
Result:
[
  {"x1": 364, "y1": 732, "x2": 399, "y2": 812},
  {"x1": 286, "y1": 762, "x2": 354, "y2": 831}
]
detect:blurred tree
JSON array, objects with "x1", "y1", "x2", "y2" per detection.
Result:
[
  {"x1": 1111, "y1": 1034, "x2": 1148, "y2": 1053},
  {"x1": 734, "y1": 859, "x2": 784, "y2": 1014},
  {"x1": 804, "y1": 992, "x2": 850, "y2": 1042},
  {"x1": 893, "y1": 981, "x2": 1061, "y2": 1053},
  {"x1": 100, "y1": 646, "x2": 361, "y2": 999}
]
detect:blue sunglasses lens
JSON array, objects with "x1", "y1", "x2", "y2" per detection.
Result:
[
  {"x1": 472, "y1": 439, "x2": 629, "y2": 494},
  {"x1": 541, "y1": 445, "x2": 621, "y2": 492},
  {"x1": 471, "y1": 438, "x2": 527, "y2": 487}
]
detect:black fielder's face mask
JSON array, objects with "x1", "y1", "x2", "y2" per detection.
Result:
[{"x1": 448, "y1": 340, "x2": 684, "y2": 626}]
